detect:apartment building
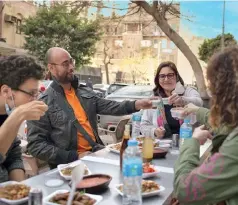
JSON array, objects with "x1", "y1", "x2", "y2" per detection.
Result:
[
  {"x1": 91, "y1": 3, "x2": 180, "y2": 84},
  {"x1": 0, "y1": 1, "x2": 38, "y2": 55}
]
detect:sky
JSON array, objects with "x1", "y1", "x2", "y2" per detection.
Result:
[
  {"x1": 92, "y1": 1, "x2": 238, "y2": 40},
  {"x1": 180, "y1": 1, "x2": 238, "y2": 39}
]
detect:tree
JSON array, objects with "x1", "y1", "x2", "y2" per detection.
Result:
[
  {"x1": 22, "y1": 2, "x2": 101, "y2": 67},
  {"x1": 199, "y1": 33, "x2": 237, "y2": 63},
  {"x1": 131, "y1": 1, "x2": 208, "y2": 99},
  {"x1": 120, "y1": 48, "x2": 156, "y2": 84},
  {"x1": 103, "y1": 40, "x2": 112, "y2": 84},
  {"x1": 71, "y1": 1, "x2": 209, "y2": 98}
]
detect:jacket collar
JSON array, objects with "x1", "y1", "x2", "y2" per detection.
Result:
[{"x1": 50, "y1": 75, "x2": 79, "y2": 96}]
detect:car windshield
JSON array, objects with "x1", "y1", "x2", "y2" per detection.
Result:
[
  {"x1": 93, "y1": 84, "x2": 109, "y2": 89},
  {"x1": 111, "y1": 85, "x2": 153, "y2": 96},
  {"x1": 108, "y1": 84, "x2": 127, "y2": 93}
]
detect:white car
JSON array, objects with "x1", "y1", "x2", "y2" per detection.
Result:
[{"x1": 98, "y1": 84, "x2": 153, "y2": 128}]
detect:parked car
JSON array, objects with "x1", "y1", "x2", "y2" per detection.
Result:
[
  {"x1": 105, "y1": 83, "x2": 129, "y2": 96},
  {"x1": 39, "y1": 80, "x2": 52, "y2": 93},
  {"x1": 98, "y1": 84, "x2": 153, "y2": 128},
  {"x1": 93, "y1": 84, "x2": 109, "y2": 97}
]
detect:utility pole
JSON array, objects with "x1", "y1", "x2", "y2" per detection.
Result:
[{"x1": 221, "y1": 0, "x2": 225, "y2": 51}]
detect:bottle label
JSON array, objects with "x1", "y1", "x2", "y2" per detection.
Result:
[
  {"x1": 123, "y1": 159, "x2": 142, "y2": 177},
  {"x1": 132, "y1": 114, "x2": 141, "y2": 122},
  {"x1": 180, "y1": 128, "x2": 192, "y2": 139}
]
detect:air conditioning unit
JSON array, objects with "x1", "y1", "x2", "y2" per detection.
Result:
[
  {"x1": 115, "y1": 40, "x2": 123, "y2": 48},
  {"x1": 141, "y1": 40, "x2": 152, "y2": 47},
  {"x1": 4, "y1": 14, "x2": 16, "y2": 23}
]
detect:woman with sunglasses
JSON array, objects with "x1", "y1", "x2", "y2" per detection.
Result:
[
  {"x1": 0, "y1": 55, "x2": 48, "y2": 183},
  {"x1": 141, "y1": 61, "x2": 203, "y2": 138}
]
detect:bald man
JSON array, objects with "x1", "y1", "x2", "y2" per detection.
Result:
[{"x1": 27, "y1": 47, "x2": 153, "y2": 169}]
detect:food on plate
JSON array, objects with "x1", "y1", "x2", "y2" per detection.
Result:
[
  {"x1": 49, "y1": 191, "x2": 96, "y2": 205},
  {"x1": 61, "y1": 165, "x2": 89, "y2": 176},
  {"x1": 142, "y1": 180, "x2": 160, "y2": 192},
  {"x1": 0, "y1": 184, "x2": 30, "y2": 200},
  {"x1": 76, "y1": 176, "x2": 109, "y2": 189},
  {"x1": 143, "y1": 163, "x2": 156, "y2": 173},
  {"x1": 118, "y1": 180, "x2": 160, "y2": 193},
  {"x1": 110, "y1": 143, "x2": 121, "y2": 151}
]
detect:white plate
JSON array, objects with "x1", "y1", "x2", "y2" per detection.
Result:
[
  {"x1": 0, "y1": 181, "x2": 30, "y2": 205},
  {"x1": 115, "y1": 184, "x2": 165, "y2": 197},
  {"x1": 155, "y1": 144, "x2": 171, "y2": 149},
  {"x1": 57, "y1": 160, "x2": 91, "y2": 180},
  {"x1": 142, "y1": 166, "x2": 160, "y2": 179},
  {"x1": 107, "y1": 144, "x2": 120, "y2": 154},
  {"x1": 158, "y1": 139, "x2": 172, "y2": 144},
  {"x1": 43, "y1": 189, "x2": 103, "y2": 205}
]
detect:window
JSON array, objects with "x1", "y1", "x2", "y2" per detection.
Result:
[
  {"x1": 105, "y1": 26, "x2": 109, "y2": 33},
  {"x1": 170, "y1": 41, "x2": 176, "y2": 49},
  {"x1": 153, "y1": 39, "x2": 158, "y2": 45},
  {"x1": 16, "y1": 19, "x2": 22, "y2": 34},
  {"x1": 161, "y1": 39, "x2": 167, "y2": 49}
]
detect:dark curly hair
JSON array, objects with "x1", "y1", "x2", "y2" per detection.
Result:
[
  {"x1": 207, "y1": 47, "x2": 238, "y2": 129},
  {"x1": 153, "y1": 61, "x2": 184, "y2": 97},
  {"x1": 0, "y1": 55, "x2": 45, "y2": 89}
]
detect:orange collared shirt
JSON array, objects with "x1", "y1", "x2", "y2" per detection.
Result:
[{"x1": 64, "y1": 88, "x2": 96, "y2": 153}]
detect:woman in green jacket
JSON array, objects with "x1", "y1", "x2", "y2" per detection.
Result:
[{"x1": 174, "y1": 47, "x2": 238, "y2": 205}]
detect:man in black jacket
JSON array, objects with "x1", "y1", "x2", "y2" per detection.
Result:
[{"x1": 27, "y1": 47, "x2": 152, "y2": 169}]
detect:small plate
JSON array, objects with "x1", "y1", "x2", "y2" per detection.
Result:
[
  {"x1": 0, "y1": 181, "x2": 30, "y2": 205},
  {"x1": 43, "y1": 189, "x2": 103, "y2": 205},
  {"x1": 142, "y1": 166, "x2": 160, "y2": 179},
  {"x1": 115, "y1": 184, "x2": 165, "y2": 197},
  {"x1": 107, "y1": 143, "x2": 120, "y2": 154},
  {"x1": 57, "y1": 160, "x2": 91, "y2": 180}
]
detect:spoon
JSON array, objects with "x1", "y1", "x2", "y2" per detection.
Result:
[{"x1": 66, "y1": 162, "x2": 85, "y2": 205}]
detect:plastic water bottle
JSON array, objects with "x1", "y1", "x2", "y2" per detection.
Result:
[
  {"x1": 179, "y1": 117, "x2": 193, "y2": 147},
  {"x1": 131, "y1": 111, "x2": 142, "y2": 139},
  {"x1": 122, "y1": 139, "x2": 142, "y2": 205}
]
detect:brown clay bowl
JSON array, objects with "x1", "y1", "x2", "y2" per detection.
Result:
[
  {"x1": 153, "y1": 148, "x2": 168, "y2": 158},
  {"x1": 69, "y1": 174, "x2": 112, "y2": 194}
]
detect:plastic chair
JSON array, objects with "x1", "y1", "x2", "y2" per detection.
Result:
[{"x1": 98, "y1": 117, "x2": 130, "y2": 145}]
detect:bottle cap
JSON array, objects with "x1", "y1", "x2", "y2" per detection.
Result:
[
  {"x1": 184, "y1": 117, "x2": 190, "y2": 123},
  {"x1": 125, "y1": 124, "x2": 130, "y2": 131},
  {"x1": 128, "y1": 139, "x2": 138, "y2": 146}
]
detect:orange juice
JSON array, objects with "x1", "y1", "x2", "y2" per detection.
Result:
[{"x1": 142, "y1": 136, "x2": 154, "y2": 162}]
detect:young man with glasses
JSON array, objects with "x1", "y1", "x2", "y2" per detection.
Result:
[
  {"x1": 0, "y1": 55, "x2": 48, "y2": 182},
  {"x1": 27, "y1": 47, "x2": 153, "y2": 169}
]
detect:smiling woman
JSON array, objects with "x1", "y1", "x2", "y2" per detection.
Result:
[{"x1": 140, "y1": 61, "x2": 203, "y2": 139}]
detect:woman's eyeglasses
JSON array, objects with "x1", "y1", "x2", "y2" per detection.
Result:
[{"x1": 159, "y1": 73, "x2": 175, "y2": 81}]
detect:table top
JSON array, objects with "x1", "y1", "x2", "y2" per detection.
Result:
[
  {"x1": 21, "y1": 148, "x2": 178, "y2": 205},
  {"x1": 17, "y1": 141, "x2": 211, "y2": 205}
]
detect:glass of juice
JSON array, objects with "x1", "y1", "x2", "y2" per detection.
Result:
[{"x1": 142, "y1": 128, "x2": 154, "y2": 163}]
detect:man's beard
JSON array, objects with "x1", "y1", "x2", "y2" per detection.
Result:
[{"x1": 57, "y1": 73, "x2": 74, "y2": 84}]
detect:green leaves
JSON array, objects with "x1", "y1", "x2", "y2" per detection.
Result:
[
  {"x1": 199, "y1": 33, "x2": 237, "y2": 63},
  {"x1": 22, "y1": 2, "x2": 101, "y2": 68}
]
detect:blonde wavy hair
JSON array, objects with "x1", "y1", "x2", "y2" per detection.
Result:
[{"x1": 207, "y1": 47, "x2": 238, "y2": 129}]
